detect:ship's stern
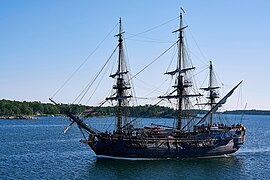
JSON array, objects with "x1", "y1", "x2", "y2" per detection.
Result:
[{"x1": 233, "y1": 125, "x2": 246, "y2": 149}]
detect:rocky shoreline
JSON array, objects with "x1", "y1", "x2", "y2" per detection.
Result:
[{"x1": 0, "y1": 115, "x2": 37, "y2": 120}]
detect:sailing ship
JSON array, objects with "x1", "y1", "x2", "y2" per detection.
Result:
[{"x1": 51, "y1": 12, "x2": 246, "y2": 158}]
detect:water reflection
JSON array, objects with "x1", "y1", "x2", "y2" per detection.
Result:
[{"x1": 83, "y1": 155, "x2": 245, "y2": 179}]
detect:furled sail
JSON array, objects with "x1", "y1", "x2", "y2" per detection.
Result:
[{"x1": 197, "y1": 81, "x2": 243, "y2": 125}]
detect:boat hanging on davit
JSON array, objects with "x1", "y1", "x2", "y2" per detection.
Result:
[{"x1": 50, "y1": 10, "x2": 246, "y2": 159}]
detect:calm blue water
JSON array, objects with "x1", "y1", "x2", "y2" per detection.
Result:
[{"x1": 0, "y1": 115, "x2": 269, "y2": 179}]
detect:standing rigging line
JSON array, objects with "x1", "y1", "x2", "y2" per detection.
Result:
[
  {"x1": 121, "y1": 88, "x2": 178, "y2": 131},
  {"x1": 125, "y1": 16, "x2": 179, "y2": 40},
  {"x1": 122, "y1": 31, "x2": 139, "y2": 108},
  {"x1": 213, "y1": 68, "x2": 225, "y2": 89},
  {"x1": 73, "y1": 45, "x2": 119, "y2": 105},
  {"x1": 128, "y1": 40, "x2": 179, "y2": 82},
  {"x1": 166, "y1": 44, "x2": 178, "y2": 73},
  {"x1": 125, "y1": 32, "x2": 174, "y2": 43},
  {"x1": 240, "y1": 103, "x2": 247, "y2": 124},
  {"x1": 85, "y1": 60, "x2": 111, "y2": 105},
  {"x1": 135, "y1": 75, "x2": 172, "y2": 97},
  {"x1": 185, "y1": 21, "x2": 209, "y2": 65},
  {"x1": 50, "y1": 23, "x2": 118, "y2": 99}
]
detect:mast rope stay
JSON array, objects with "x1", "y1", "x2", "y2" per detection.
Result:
[
  {"x1": 128, "y1": 40, "x2": 179, "y2": 82},
  {"x1": 125, "y1": 16, "x2": 179, "y2": 40},
  {"x1": 51, "y1": 23, "x2": 118, "y2": 100},
  {"x1": 85, "y1": 53, "x2": 116, "y2": 105},
  {"x1": 73, "y1": 45, "x2": 118, "y2": 105},
  {"x1": 125, "y1": 33, "x2": 173, "y2": 43},
  {"x1": 196, "y1": 81, "x2": 243, "y2": 125}
]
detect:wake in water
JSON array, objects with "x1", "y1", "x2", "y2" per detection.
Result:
[{"x1": 237, "y1": 148, "x2": 270, "y2": 154}]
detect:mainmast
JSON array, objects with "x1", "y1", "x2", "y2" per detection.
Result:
[
  {"x1": 176, "y1": 12, "x2": 184, "y2": 130},
  {"x1": 159, "y1": 11, "x2": 200, "y2": 130},
  {"x1": 106, "y1": 18, "x2": 132, "y2": 134}
]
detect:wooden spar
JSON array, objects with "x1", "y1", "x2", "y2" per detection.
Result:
[
  {"x1": 209, "y1": 61, "x2": 213, "y2": 126},
  {"x1": 160, "y1": 12, "x2": 202, "y2": 130},
  {"x1": 116, "y1": 18, "x2": 123, "y2": 133},
  {"x1": 200, "y1": 61, "x2": 220, "y2": 126},
  {"x1": 67, "y1": 113, "x2": 98, "y2": 134},
  {"x1": 198, "y1": 81, "x2": 243, "y2": 125},
  {"x1": 107, "y1": 18, "x2": 132, "y2": 134},
  {"x1": 49, "y1": 98, "x2": 98, "y2": 134},
  {"x1": 177, "y1": 12, "x2": 183, "y2": 130}
]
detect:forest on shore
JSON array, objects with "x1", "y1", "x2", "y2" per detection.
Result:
[
  {"x1": 0, "y1": 99, "x2": 269, "y2": 118},
  {"x1": 0, "y1": 99, "x2": 180, "y2": 118}
]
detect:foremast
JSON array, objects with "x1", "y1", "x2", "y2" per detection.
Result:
[
  {"x1": 52, "y1": 18, "x2": 132, "y2": 136},
  {"x1": 106, "y1": 18, "x2": 132, "y2": 134},
  {"x1": 159, "y1": 12, "x2": 201, "y2": 130}
]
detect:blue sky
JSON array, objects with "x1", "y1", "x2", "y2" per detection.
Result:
[{"x1": 1, "y1": 0, "x2": 270, "y2": 110}]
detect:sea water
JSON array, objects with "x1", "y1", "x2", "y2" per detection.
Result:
[{"x1": 0, "y1": 115, "x2": 269, "y2": 179}]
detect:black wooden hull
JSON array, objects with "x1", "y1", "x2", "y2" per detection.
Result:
[{"x1": 87, "y1": 134, "x2": 245, "y2": 158}]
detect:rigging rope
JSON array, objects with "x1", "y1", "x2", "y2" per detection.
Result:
[
  {"x1": 129, "y1": 40, "x2": 179, "y2": 81},
  {"x1": 85, "y1": 67, "x2": 108, "y2": 105},
  {"x1": 126, "y1": 16, "x2": 179, "y2": 39},
  {"x1": 120, "y1": 88, "x2": 179, "y2": 130},
  {"x1": 51, "y1": 23, "x2": 118, "y2": 99},
  {"x1": 132, "y1": 75, "x2": 168, "y2": 95},
  {"x1": 85, "y1": 51, "x2": 115, "y2": 105},
  {"x1": 73, "y1": 45, "x2": 118, "y2": 105},
  {"x1": 126, "y1": 33, "x2": 173, "y2": 43},
  {"x1": 185, "y1": 21, "x2": 209, "y2": 65}
]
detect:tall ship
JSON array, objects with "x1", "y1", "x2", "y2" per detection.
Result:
[{"x1": 51, "y1": 11, "x2": 246, "y2": 158}]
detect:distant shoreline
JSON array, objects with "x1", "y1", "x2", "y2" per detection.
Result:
[
  {"x1": 223, "y1": 110, "x2": 270, "y2": 116},
  {"x1": 1, "y1": 99, "x2": 270, "y2": 119},
  {"x1": 1, "y1": 111, "x2": 270, "y2": 121},
  {"x1": 0, "y1": 115, "x2": 37, "y2": 120}
]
